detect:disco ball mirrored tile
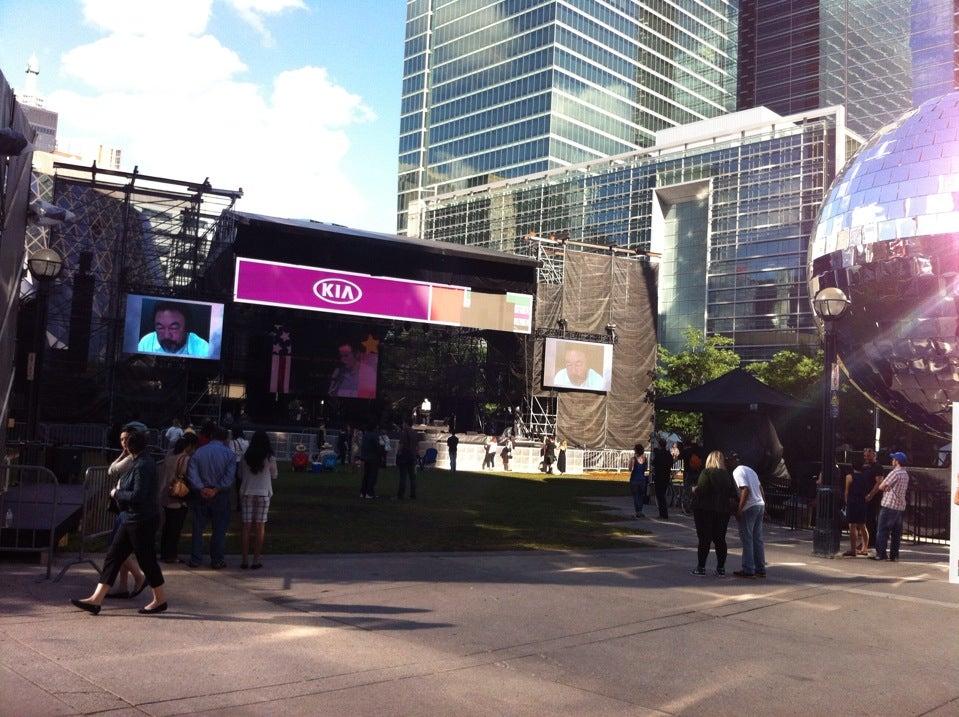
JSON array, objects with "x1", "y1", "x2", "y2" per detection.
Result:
[{"x1": 810, "y1": 91, "x2": 959, "y2": 437}]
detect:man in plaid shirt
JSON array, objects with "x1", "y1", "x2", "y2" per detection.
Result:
[{"x1": 865, "y1": 452, "x2": 910, "y2": 561}]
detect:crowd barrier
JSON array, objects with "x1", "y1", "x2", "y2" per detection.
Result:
[
  {"x1": 54, "y1": 466, "x2": 113, "y2": 582},
  {"x1": 764, "y1": 485, "x2": 952, "y2": 546},
  {"x1": 583, "y1": 449, "x2": 636, "y2": 472},
  {"x1": 0, "y1": 465, "x2": 64, "y2": 580}
]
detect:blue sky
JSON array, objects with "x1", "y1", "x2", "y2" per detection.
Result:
[{"x1": 0, "y1": 0, "x2": 406, "y2": 232}]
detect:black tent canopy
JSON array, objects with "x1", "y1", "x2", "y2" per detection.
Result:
[
  {"x1": 655, "y1": 368, "x2": 808, "y2": 413},
  {"x1": 655, "y1": 368, "x2": 808, "y2": 487}
]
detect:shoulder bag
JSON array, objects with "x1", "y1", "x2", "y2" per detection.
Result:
[{"x1": 169, "y1": 454, "x2": 191, "y2": 499}]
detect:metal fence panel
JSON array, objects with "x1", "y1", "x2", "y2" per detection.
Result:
[
  {"x1": 54, "y1": 466, "x2": 114, "y2": 581},
  {"x1": 0, "y1": 464, "x2": 64, "y2": 579}
]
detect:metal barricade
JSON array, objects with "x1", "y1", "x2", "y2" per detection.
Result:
[
  {"x1": 38, "y1": 422, "x2": 108, "y2": 449},
  {"x1": 583, "y1": 449, "x2": 639, "y2": 472},
  {"x1": 54, "y1": 466, "x2": 113, "y2": 582},
  {"x1": 243, "y1": 431, "x2": 318, "y2": 461},
  {"x1": 905, "y1": 487, "x2": 951, "y2": 545},
  {"x1": 0, "y1": 464, "x2": 63, "y2": 580}
]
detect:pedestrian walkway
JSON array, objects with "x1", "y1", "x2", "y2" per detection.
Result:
[{"x1": 0, "y1": 495, "x2": 956, "y2": 716}]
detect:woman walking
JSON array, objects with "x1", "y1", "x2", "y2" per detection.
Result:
[
  {"x1": 239, "y1": 431, "x2": 278, "y2": 569},
  {"x1": 159, "y1": 433, "x2": 197, "y2": 563},
  {"x1": 690, "y1": 451, "x2": 738, "y2": 576},
  {"x1": 843, "y1": 467, "x2": 871, "y2": 556},
  {"x1": 71, "y1": 431, "x2": 167, "y2": 614},
  {"x1": 557, "y1": 439, "x2": 568, "y2": 474},
  {"x1": 105, "y1": 426, "x2": 145, "y2": 598},
  {"x1": 628, "y1": 443, "x2": 648, "y2": 518}
]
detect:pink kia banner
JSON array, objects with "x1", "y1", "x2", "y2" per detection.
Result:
[
  {"x1": 234, "y1": 257, "x2": 433, "y2": 321},
  {"x1": 233, "y1": 257, "x2": 533, "y2": 334}
]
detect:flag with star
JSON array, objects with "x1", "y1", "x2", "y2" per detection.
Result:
[{"x1": 269, "y1": 324, "x2": 292, "y2": 394}]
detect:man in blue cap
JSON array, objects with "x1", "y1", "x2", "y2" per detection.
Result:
[{"x1": 865, "y1": 451, "x2": 910, "y2": 561}]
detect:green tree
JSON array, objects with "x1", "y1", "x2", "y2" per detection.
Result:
[
  {"x1": 746, "y1": 349, "x2": 823, "y2": 402},
  {"x1": 654, "y1": 328, "x2": 741, "y2": 440}
]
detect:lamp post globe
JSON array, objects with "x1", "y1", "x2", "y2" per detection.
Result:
[
  {"x1": 28, "y1": 247, "x2": 63, "y2": 281},
  {"x1": 25, "y1": 248, "x2": 63, "y2": 443},
  {"x1": 812, "y1": 287, "x2": 850, "y2": 321},
  {"x1": 811, "y1": 285, "x2": 849, "y2": 557}
]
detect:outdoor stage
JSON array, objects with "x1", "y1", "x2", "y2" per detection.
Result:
[{"x1": 10, "y1": 163, "x2": 657, "y2": 451}]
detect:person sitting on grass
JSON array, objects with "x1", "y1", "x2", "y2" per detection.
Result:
[{"x1": 239, "y1": 431, "x2": 278, "y2": 570}]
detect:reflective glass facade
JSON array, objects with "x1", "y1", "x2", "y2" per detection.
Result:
[
  {"x1": 420, "y1": 108, "x2": 851, "y2": 360},
  {"x1": 398, "y1": 0, "x2": 740, "y2": 233},
  {"x1": 738, "y1": 0, "x2": 959, "y2": 139}
]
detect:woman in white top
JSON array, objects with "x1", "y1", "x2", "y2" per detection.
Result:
[{"x1": 239, "y1": 431, "x2": 277, "y2": 569}]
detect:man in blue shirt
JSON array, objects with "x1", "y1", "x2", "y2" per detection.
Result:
[{"x1": 187, "y1": 426, "x2": 236, "y2": 568}]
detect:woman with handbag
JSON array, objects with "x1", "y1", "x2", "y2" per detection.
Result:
[
  {"x1": 71, "y1": 430, "x2": 168, "y2": 615},
  {"x1": 159, "y1": 433, "x2": 198, "y2": 563},
  {"x1": 690, "y1": 451, "x2": 738, "y2": 576}
]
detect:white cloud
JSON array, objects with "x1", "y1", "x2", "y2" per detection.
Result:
[
  {"x1": 61, "y1": 34, "x2": 246, "y2": 93},
  {"x1": 82, "y1": 0, "x2": 213, "y2": 36},
  {"x1": 51, "y1": 0, "x2": 377, "y2": 228},
  {"x1": 222, "y1": 0, "x2": 307, "y2": 46}
]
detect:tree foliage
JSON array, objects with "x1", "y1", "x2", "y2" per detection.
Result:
[
  {"x1": 746, "y1": 349, "x2": 823, "y2": 402},
  {"x1": 654, "y1": 328, "x2": 741, "y2": 440}
]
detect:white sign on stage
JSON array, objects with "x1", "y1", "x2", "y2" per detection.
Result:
[{"x1": 951, "y1": 403, "x2": 959, "y2": 583}]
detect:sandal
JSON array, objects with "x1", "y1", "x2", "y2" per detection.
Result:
[
  {"x1": 841, "y1": 550, "x2": 857, "y2": 557},
  {"x1": 240, "y1": 562, "x2": 249, "y2": 570},
  {"x1": 251, "y1": 563, "x2": 263, "y2": 570}
]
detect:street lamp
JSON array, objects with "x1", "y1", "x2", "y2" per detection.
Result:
[
  {"x1": 812, "y1": 286, "x2": 850, "y2": 557},
  {"x1": 25, "y1": 248, "x2": 63, "y2": 442}
]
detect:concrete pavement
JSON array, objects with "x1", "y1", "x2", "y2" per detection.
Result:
[{"x1": 1, "y1": 497, "x2": 957, "y2": 716}]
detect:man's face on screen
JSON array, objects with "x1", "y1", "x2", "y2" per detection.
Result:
[
  {"x1": 155, "y1": 309, "x2": 188, "y2": 352},
  {"x1": 564, "y1": 349, "x2": 588, "y2": 384},
  {"x1": 338, "y1": 345, "x2": 357, "y2": 370}
]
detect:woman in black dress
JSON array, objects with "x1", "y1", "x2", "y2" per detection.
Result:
[
  {"x1": 71, "y1": 431, "x2": 168, "y2": 615},
  {"x1": 557, "y1": 440, "x2": 568, "y2": 474},
  {"x1": 843, "y1": 468, "x2": 871, "y2": 556}
]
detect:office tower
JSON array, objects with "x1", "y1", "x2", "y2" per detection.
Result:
[
  {"x1": 738, "y1": 0, "x2": 959, "y2": 138},
  {"x1": 417, "y1": 106, "x2": 856, "y2": 360},
  {"x1": 398, "y1": 0, "x2": 740, "y2": 233},
  {"x1": 18, "y1": 54, "x2": 58, "y2": 152}
]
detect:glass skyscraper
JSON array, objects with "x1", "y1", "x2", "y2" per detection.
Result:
[
  {"x1": 738, "y1": 0, "x2": 959, "y2": 139},
  {"x1": 398, "y1": 0, "x2": 740, "y2": 233},
  {"x1": 418, "y1": 107, "x2": 856, "y2": 359}
]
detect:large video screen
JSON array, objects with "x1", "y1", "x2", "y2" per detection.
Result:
[
  {"x1": 543, "y1": 338, "x2": 613, "y2": 392},
  {"x1": 233, "y1": 257, "x2": 533, "y2": 334},
  {"x1": 122, "y1": 295, "x2": 224, "y2": 360},
  {"x1": 326, "y1": 335, "x2": 378, "y2": 399}
]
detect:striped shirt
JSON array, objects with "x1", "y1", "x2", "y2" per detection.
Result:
[{"x1": 879, "y1": 467, "x2": 909, "y2": 511}]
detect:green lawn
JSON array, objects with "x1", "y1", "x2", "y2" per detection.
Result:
[{"x1": 215, "y1": 465, "x2": 646, "y2": 554}]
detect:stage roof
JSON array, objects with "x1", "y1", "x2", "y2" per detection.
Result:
[{"x1": 232, "y1": 211, "x2": 538, "y2": 264}]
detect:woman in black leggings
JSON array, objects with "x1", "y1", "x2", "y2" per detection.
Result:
[
  {"x1": 71, "y1": 431, "x2": 168, "y2": 615},
  {"x1": 690, "y1": 451, "x2": 737, "y2": 576}
]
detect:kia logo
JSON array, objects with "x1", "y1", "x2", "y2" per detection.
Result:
[{"x1": 313, "y1": 278, "x2": 363, "y2": 305}]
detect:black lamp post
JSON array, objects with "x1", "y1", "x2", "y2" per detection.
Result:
[
  {"x1": 25, "y1": 247, "x2": 63, "y2": 442},
  {"x1": 812, "y1": 286, "x2": 850, "y2": 557}
]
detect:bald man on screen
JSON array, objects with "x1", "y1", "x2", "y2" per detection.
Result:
[{"x1": 552, "y1": 347, "x2": 604, "y2": 390}]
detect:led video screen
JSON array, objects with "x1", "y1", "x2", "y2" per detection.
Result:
[
  {"x1": 233, "y1": 257, "x2": 533, "y2": 334},
  {"x1": 122, "y1": 295, "x2": 224, "y2": 360},
  {"x1": 543, "y1": 338, "x2": 613, "y2": 392}
]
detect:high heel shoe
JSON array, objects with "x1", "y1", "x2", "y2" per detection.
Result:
[
  {"x1": 138, "y1": 602, "x2": 167, "y2": 615},
  {"x1": 71, "y1": 598, "x2": 101, "y2": 615}
]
